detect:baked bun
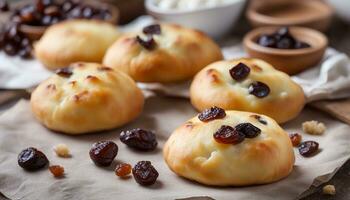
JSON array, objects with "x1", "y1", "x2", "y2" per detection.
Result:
[
  {"x1": 163, "y1": 108, "x2": 294, "y2": 186},
  {"x1": 190, "y1": 58, "x2": 305, "y2": 123},
  {"x1": 103, "y1": 23, "x2": 223, "y2": 83},
  {"x1": 31, "y1": 62, "x2": 144, "y2": 134},
  {"x1": 35, "y1": 20, "x2": 120, "y2": 70}
]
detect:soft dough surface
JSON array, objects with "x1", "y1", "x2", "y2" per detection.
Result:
[
  {"x1": 31, "y1": 62, "x2": 144, "y2": 134},
  {"x1": 163, "y1": 110, "x2": 295, "y2": 186},
  {"x1": 103, "y1": 23, "x2": 223, "y2": 83},
  {"x1": 190, "y1": 58, "x2": 305, "y2": 123},
  {"x1": 35, "y1": 20, "x2": 120, "y2": 70}
]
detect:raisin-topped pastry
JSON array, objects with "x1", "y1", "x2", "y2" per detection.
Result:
[
  {"x1": 103, "y1": 23, "x2": 223, "y2": 83},
  {"x1": 190, "y1": 58, "x2": 305, "y2": 123},
  {"x1": 163, "y1": 108, "x2": 295, "y2": 186},
  {"x1": 35, "y1": 20, "x2": 120, "y2": 70},
  {"x1": 31, "y1": 62, "x2": 144, "y2": 134}
]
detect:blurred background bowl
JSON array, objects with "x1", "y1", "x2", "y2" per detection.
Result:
[{"x1": 145, "y1": 0, "x2": 246, "y2": 39}]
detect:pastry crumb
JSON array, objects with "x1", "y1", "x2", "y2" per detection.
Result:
[
  {"x1": 53, "y1": 144, "x2": 70, "y2": 158},
  {"x1": 302, "y1": 120, "x2": 326, "y2": 135},
  {"x1": 322, "y1": 184, "x2": 336, "y2": 195}
]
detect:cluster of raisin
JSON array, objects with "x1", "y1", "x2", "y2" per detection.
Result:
[
  {"x1": 289, "y1": 133, "x2": 319, "y2": 157},
  {"x1": 214, "y1": 123, "x2": 261, "y2": 145},
  {"x1": 198, "y1": 106, "x2": 226, "y2": 122},
  {"x1": 136, "y1": 24, "x2": 161, "y2": 50},
  {"x1": 229, "y1": 62, "x2": 270, "y2": 98}
]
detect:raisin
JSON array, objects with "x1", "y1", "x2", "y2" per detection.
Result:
[
  {"x1": 18, "y1": 147, "x2": 49, "y2": 171},
  {"x1": 295, "y1": 41, "x2": 311, "y2": 49},
  {"x1": 120, "y1": 129, "x2": 157, "y2": 151},
  {"x1": 289, "y1": 133, "x2": 302, "y2": 147},
  {"x1": 276, "y1": 27, "x2": 290, "y2": 37},
  {"x1": 198, "y1": 106, "x2": 226, "y2": 122},
  {"x1": 143, "y1": 24, "x2": 161, "y2": 35},
  {"x1": 56, "y1": 67, "x2": 73, "y2": 78},
  {"x1": 248, "y1": 81, "x2": 270, "y2": 98},
  {"x1": 132, "y1": 161, "x2": 159, "y2": 186},
  {"x1": 213, "y1": 125, "x2": 245, "y2": 144},
  {"x1": 235, "y1": 123, "x2": 261, "y2": 138},
  {"x1": 136, "y1": 35, "x2": 156, "y2": 50},
  {"x1": 276, "y1": 37, "x2": 295, "y2": 49},
  {"x1": 257, "y1": 34, "x2": 277, "y2": 48},
  {"x1": 229, "y1": 62, "x2": 251, "y2": 81},
  {"x1": 115, "y1": 163, "x2": 132, "y2": 178},
  {"x1": 49, "y1": 165, "x2": 65, "y2": 178},
  {"x1": 251, "y1": 114, "x2": 267, "y2": 125},
  {"x1": 298, "y1": 141, "x2": 319, "y2": 157},
  {"x1": 89, "y1": 141, "x2": 118, "y2": 166}
]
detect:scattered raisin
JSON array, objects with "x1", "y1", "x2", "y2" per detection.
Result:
[
  {"x1": 132, "y1": 161, "x2": 159, "y2": 186},
  {"x1": 18, "y1": 147, "x2": 49, "y2": 171},
  {"x1": 56, "y1": 67, "x2": 73, "y2": 78},
  {"x1": 115, "y1": 163, "x2": 132, "y2": 178},
  {"x1": 120, "y1": 129, "x2": 157, "y2": 151},
  {"x1": 198, "y1": 106, "x2": 226, "y2": 122},
  {"x1": 213, "y1": 125, "x2": 245, "y2": 145},
  {"x1": 229, "y1": 62, "x2": 251, "y2": 81},
  {"x1": 89, "y1": 141, "x2": 118, "y2": 166},
  {"x1": 251, "y1": 115, "x2": 267, "y2": 125},
  {"x1": 136, "y1": 35, "x2": 156, "y2": 50},
  {"x1": 248, "y1": 81, "x2": 270, "y2": 98},
  {"x1": 295, "y1": 41, "x2": 311, "y2": 49},
  {"x1": 289, "y1": 133, "x2": 302, "y2": 147},
  {"x1": 143, "y1": 24, "x2": 161, "y2": 35},
  {"x1": 235, "y1": 123, "x2": 261, "y2": 138},
  {"x1": 257, "y1": 34, "x2": 277, "y2": 48},
  {"x1": 49, "y1": 165, "x2": 65, "y2": 178},
  {"x1": 298, "y1": 141, "x2": 319, "y2": 157}
]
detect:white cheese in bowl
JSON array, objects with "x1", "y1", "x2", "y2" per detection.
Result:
[{"x1": 154, "y1": 0, "x2": 239, "y2": 11}]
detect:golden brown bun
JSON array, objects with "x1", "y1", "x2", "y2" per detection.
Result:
[
  {"x1": 163, "y1": 110, "x2": 295, "y2": 186},
  {"x1": 35, "y1": 20, "x2": 120, "y2": 70},
  {"x1": 190, "y1": 58, "x2": 305, "y2": 123},
  {"x1": 103, "y1": 23, "x2": 223, "y2": 83},
  {"x1": 31, "y1": 62, "x2": 144, "y2": 134}
]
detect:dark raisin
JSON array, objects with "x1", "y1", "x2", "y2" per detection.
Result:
[
  {"x1": 198, "y1": 106, "x2": 226, "y2": 122},
  {"x1": 213, "y1": 125, "x2": 245, "y2": 144},
  {"x1": 276, "y1": 27, "x2": 290, "y2": 37},
  {"x1": 115, "y1": 163, "x2": 132, "y2": 178},
  {"x1": 299, "y1": 141, "x2": 319, "y2": 157},
  {"x1": 89, "y1": 141, "x2": 118, "y2": 166},
  {"x1": 295, "y1": 41, "x2": 311, "y2": 49},
  {"x1": 82, "y1": 6, "x2": 94, "y2": 18},
  {"x1": 251, "y1": 115, "x2": 267, "y2": 125},
  {"x1": 18, "y1": 147, "x2": 49, "y2": 171},
  {"x1": 248, "y1": 81, "x2": 270, "y2": 98},
  {"x1": 257, "y1": 34, "x2": 277, "y2": 48},
  {"x1": 276, "y1": 37, "x2": 295, "y2": 49},
  {"x1": 229, "y1": 62, "x2": 251, "y2": 81},
  {"x1": 56, "y1": 67, "x2": 73, "y2": 78},
  {"x1": 18, "y1": 46, "x2": 33, "y2": 59},
  {"x1": 143, "y1": 24, "x2": 161, "y2": 35},
  {"x1": 132, "y1": 161, "x2": 159, "y2": 186},
  {"x1": 0, "y1": 0, "x2": 9, "y2": 12},
  {"x1": 235, "y1": 123, "x2": 261, "y2": 138},
  {"x1": 49, "y1": 165, "x2": 65, "y2": 177},
  {"x1": 136, "y1": 35, "x2": 156, "y2": 50},
  {"x1": 120, "y1": 128, "x2": 157, "y2": 151},
  {"x1": 3, "y1": 44, "x2": 17, "y2": 56},
  {"x1": 289, "y1": 133, "x2": 302, "y2": 147}
]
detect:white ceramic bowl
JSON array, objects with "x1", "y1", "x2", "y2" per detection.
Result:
[
  {"x1": 326, "y1": 0, "x2": 350, "y2": 23},
  {"x1": 145, "y1": 0, "x2": 246, "y2": 39}
]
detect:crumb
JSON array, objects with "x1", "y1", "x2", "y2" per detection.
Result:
[
  {"x1": 53, "y1": 144, "x2": 70, "y2": 158},
  {"x1": 49, "y1": 165, "x2": 65, "y2": 178},
  {"x1": 302, "y1": 120, "x2": 326, "y2": 135},
  {"x1": 322, "y1": 184, "x2": 336, "y2": 195}
]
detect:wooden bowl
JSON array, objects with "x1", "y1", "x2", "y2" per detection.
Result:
[
  {"x1": 17, "y1": 1, "x2": 119, "y2": 41},
  {"x1": 246, "y1": 0, "x2": 333, "y2": 32},
  {"x1": 243, "y1": 26, "x2": 328, "y2": 75}
]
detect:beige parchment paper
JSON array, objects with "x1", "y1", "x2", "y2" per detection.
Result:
[{"x1": 0, "y1": 96, "x2": 349, "y2": 200}]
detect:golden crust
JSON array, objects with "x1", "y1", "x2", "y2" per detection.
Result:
[
  {"x1": 34, "y1": 20, "x2": 120, "y2": 70},
  {"x1": 103, "y1": 23, "x2": 223, "y2": 83},
  {"x1": 30, "y1": 62, "x2": 144, "y2": 134},
  {"x1": 163, "y1": 110, "x2": 295, "y2": 186},
  {"x1": 190, "y1": 58, "x2": 305, "y2": 123}
]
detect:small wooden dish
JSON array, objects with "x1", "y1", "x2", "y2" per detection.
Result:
[
  {"x1": 17, "y1": 1, "x2": 119, "y2": 41},
  {"x1": 243, "y1": 26, "x2": 328, "y2": 75},
  {"x1": 246, "y1": 0, "x2": 333, "y2": 32}
]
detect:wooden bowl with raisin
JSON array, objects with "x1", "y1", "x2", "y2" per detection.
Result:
[{"x1": 243, "y1": 26, "x2": 328, "y2": 75}]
